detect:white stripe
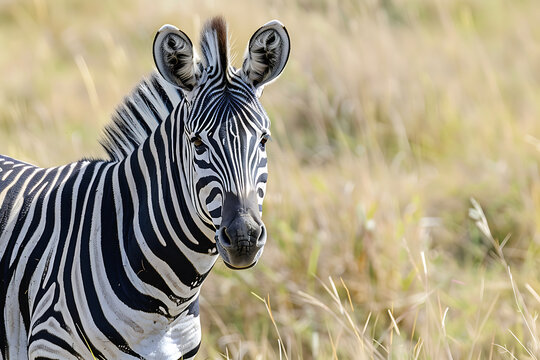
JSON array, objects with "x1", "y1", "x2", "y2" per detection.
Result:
[{"x1": 125, "y1": 151, "x2": 199, "y2": 299}]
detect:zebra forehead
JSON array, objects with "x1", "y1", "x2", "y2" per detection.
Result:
[
  {"x1": 190, "y1": 95, "x2": 268, "y2": 132},
  {"x1": 217, "y1": 108, "x2": 267, "y2": 135}
]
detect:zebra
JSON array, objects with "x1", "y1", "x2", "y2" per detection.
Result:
[{"x1": 0, "y1": 16, "x2": 290, "y2": 359}]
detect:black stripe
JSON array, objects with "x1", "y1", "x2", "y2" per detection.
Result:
[
  {"x1": 61, "y1": 162, "x2": 107, "y2": 360},
  {"x1": 101, "y1": 168, "x2": 166, "y2": 315},
  {"x1": 77, "y1": 165, "x2": 142, "y2": 358}
]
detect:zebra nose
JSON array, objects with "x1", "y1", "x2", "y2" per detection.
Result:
[{"x1": 220, "y1": 213, "x2": 265, "y2": 249}]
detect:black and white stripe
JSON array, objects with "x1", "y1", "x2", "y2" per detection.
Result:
[{"x1": 0, "y1": 16, "x2": 289, "y2": 359}]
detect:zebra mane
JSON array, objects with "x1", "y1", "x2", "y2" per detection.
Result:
[
  {"x1": 100, "y1": 71, "x2": 183, "y2": 161},
  {"x1": 199, "y1": 16, "x2": 229, "y2": 74}
]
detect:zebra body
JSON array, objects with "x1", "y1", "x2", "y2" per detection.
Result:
[{"x1": 0, "y1": 17, "x2": 290, "y2": 359}]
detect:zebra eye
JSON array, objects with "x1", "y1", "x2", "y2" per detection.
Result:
[
  {"x1": 260, "y1": 134, "x2": 271, "y2": 149},
  {"x1": 191, "y1": 136, "x2": 205, "y2": 150}
]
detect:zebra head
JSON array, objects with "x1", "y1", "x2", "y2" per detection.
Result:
[{"x1": 153, "y1": 17, "x2": 290, "y2": 270}]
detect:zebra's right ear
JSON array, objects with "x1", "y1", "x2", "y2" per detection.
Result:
[{"x1": 153, "y1": 25, "x2": 199, "y2": 91}]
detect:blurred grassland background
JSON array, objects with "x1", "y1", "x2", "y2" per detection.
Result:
[{"x1": 2, "y1": 0, "x2": 540, "y2": 358}]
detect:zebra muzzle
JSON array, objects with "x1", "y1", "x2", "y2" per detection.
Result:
[{"x1": 216, "y1": 211, "x2": 266, "y2": 270}]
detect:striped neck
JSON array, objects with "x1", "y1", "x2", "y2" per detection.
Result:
[{"x1": 109, "y1": 113, "x2": 218, "y2": 318}]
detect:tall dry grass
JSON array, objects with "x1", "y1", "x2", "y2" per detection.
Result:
[{"x1": 2, "y1": 0, "x2": 540, "y2": 358}]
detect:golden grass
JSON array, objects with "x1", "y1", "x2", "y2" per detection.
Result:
[{"x1": 2, "y1": 0, "x2": 540, "y2": 358}]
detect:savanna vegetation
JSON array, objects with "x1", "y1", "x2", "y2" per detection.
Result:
[{"x1": 2, "y1": 0, "x2": 540, "y2": 358}]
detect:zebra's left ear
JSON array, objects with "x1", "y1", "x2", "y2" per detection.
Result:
[{"x1": 241, "y1": 20, "x2": 290, "y2": 94}]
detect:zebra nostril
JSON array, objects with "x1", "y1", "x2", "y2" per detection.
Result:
[
  {"x1": 220, "y1": 227, "x2": 232, "y2": 247},
  {"x1": 257, "y1": 225, "x2": 266, "y2": 246}
]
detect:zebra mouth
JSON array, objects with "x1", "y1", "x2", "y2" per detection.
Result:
[{"x1": 222, "y1": 260, "x2": 258, "y2": 270}]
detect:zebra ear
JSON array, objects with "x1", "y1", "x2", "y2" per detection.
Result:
[
  {"x1": 241, "y1": 20, "x2": 290, "y2": 92},
  {"x1": 153, "y1": 24, "x2": 199, "y2": 91}
]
